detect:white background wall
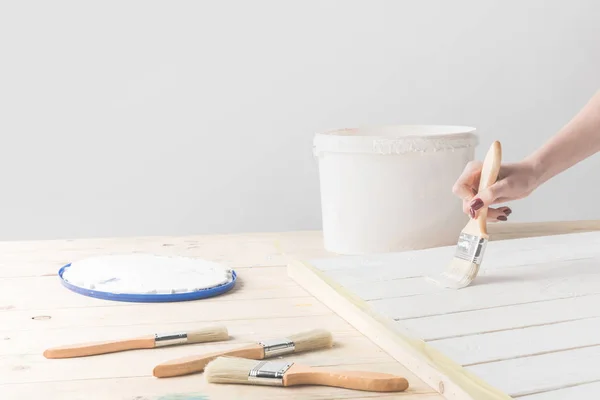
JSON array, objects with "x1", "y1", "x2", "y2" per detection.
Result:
[{"x1": 1, "y1": 1, "x2": 599, "y2": 241}]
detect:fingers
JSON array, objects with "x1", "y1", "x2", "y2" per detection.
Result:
[
  {"x1": 452, "y1": 161, "x2": 482, "y2": 201},
  {"x1": 487, "y1": 206, "x2": 512, "y2": 222},
  {"x1": 454, "y1": 161, "x2": 514, "y2": 222},
  {"x1": 468, "y1": 180, "x2": 509, "y2": 218}
]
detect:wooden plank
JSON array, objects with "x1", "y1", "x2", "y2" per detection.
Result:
[
  {"x1": 370, "y1": 256, "x2": 600, "y2": 321},
  {"x1": 287, "y1": 260, "x2": 512, "y2": 400},
  {"x1": 401, "y1": 293, "x2": 600, "y2": 341},
  {"x1": 0, "y1": 336, "x2": 394, "y2": 384},
  {"x1": 0, "y1": 236, "x2": 287, "y2": 278},
  {"x1": 0, "y1": 296, "x2": 330, "y2": 332},
  {"x1": 0, "y1": 315, "x2": 360, "y2": 356},
  {"x1": 0, "y1": 266, "x2": 308, "y2": 311},
  {"x1": 5, "y1": 223, "x2": 598, "y2": 400},
  {"x1": 0, "y1": 362, "x2": 443, "y2": 400},
  {"x1": 0, "y1": 234, "x2": 445, "y2": 400},
  {"x1": 291, "y1": 229, "x2": 600, "y2": 400},
  {"x1": 467, "y1": 346, "x2": 600, "y2": 397},
  {"x1": 430, "y1": 317, "x2": 600, "y2": 366},
  {"x1": 519, "y1": 381, "x2": 600, "y2": 399}
]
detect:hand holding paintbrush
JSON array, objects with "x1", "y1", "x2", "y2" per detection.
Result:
[{"x1": 430, "y1": 141, "x2": 502, "y2": 289}]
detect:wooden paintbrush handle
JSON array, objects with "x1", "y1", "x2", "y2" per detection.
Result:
[
  {"x1": 475, "y1": 141, "x2": 502, "y2": 237},
  {"x1": 152, "y1": 344, "x2": 264, "y2": 378},
  {"x1": 285, "y1": 365, "x2": 409, "y2": 392},
  {"x1": 43, "y1": 336, "x2": 155, "y2": 359}
]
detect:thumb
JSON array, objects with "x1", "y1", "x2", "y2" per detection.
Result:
[{"x1": 469, "y1": 180, "x2": 507, "y2": 216}]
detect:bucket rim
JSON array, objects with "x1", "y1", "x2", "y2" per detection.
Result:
[
  {"x1": 316, "y1": 124, "x2": 477, "y2": 138},
  {"x1": 313, "y1": 125, "x2": 478, "y2": 155}
]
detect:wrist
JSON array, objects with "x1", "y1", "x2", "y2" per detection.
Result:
[{"x1": 521, "y1": 153, "x2": 547, "y2": 189}]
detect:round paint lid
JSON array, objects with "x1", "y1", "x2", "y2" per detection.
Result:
[{"x1": 58, "y1": 253, "x2": 236, "y2": 303}]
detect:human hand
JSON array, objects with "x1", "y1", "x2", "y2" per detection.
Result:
[{"x1": 452, "y1": 160, "x2": 541, "y2": 221}]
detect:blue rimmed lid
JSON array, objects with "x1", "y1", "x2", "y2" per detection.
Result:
[{"x1": 58, "y1": 263, "x2": 237, "y2": 303}]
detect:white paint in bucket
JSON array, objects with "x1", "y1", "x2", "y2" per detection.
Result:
[{"x1": 314, "y1": 125, "x2": 478, "y2": 255}]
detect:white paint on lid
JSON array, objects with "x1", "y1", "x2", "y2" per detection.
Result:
[{"x1": 61, "y1": 254, "x2": 233, "y2": 294}]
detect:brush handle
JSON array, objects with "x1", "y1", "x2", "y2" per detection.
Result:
[
  {"x1": 285, "y1": 364, "x2": 409, "y2": 392},
  {"x1": 466, "y1": 141, "x2": 502, "y2": 238},
  {"x1": 153, "y1": 343, "x2": 264, "y2": 378},
  {"x1": 43, "y1": 336, "x2": 155, "y2": 359}
]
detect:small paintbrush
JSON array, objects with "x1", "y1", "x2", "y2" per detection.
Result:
[
  {"x1": 204, "y1": 356, "x2": 409, "y2": 392},
  {"x1": 43, "y1": 325, "x2": 229, "y2": 359},
  {"x1": 153, "y1": 328, "x2": 333, "y2": 378},
  {"x1": 431, "y1": 140, "x2": 502, "y2": 289}
]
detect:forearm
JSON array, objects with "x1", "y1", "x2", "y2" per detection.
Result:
[{"x1": 525, "y1": 90, "x2": 600, "y2": 185}]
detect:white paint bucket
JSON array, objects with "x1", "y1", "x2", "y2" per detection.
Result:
[{"x1": 314, "y1": 125, "x2": 479, "y2": 255}]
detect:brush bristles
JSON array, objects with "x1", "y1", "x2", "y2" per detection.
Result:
[
  {"x1": 205, "y1": 356, "x2": 259, "y2": 384},
  {"x1": 438, "y1": 258, "x2": 478, "y2": 289},
  {"x1": 187, "y1": 325, "x2": 229, "y2": 344},
  {"x1": 288, "y1": 329, "x2": 333, "y2": 353}
]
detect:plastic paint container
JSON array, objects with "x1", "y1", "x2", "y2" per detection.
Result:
[{"x1": 313, "y1": 125, "x2": 479, "y2": 255}]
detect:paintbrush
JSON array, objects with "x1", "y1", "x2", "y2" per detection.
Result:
[
  {"x1": 43, "y1": 325, "x2": 229, "y2": 359},
  {"x1": 431, "y1": 140, "x2": 502, "y2": 289},
  {"x1": 204, "y1": 356, "x2": 409, "y2": 392},
  {"x1": 153, "y1": 328, "x2": 333, "y2": 378}
]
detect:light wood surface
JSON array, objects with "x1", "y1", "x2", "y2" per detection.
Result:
[
  {"x1": 0, "y1": 230, "x2": 447, "y2": 400},
  {"x1": 1, "y1": 221, "x2": 597, "y2": 400},
  {"x1": 289, "y1": 222, "x2": 600, "y2": 399}
]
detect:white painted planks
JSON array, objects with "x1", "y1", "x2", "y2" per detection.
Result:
[
  {"x1": 430, "y1": 317, "x2": 600, "y2": 366},
  {"x1": 520, "y1": 381, "x2": 600, "y2": 399},
  {"x1": 307, "y1": 231, "x2": 600, "y2": 399},
  {"x1": 468, "y1": 346, "x2": 600, "y2": 397},
  {"x1": 400, "y1": 294, "x2": 600, "y2": 341}
]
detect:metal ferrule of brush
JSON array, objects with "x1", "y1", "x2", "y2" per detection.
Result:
[
  {"x1": 455, "y1": 233, "x2": 488, "y2": 264},
  {"x1": 258, "y1": 338, "x2": 295, "y2": 357},
  {"x1": 154, "y1": 332, "x2": 188, "y2": 347},
  {"x1": 248, "y1": 361, "x2": 293, "y2": 386}
]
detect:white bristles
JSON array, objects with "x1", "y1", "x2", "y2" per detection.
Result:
[
  {"x1": 288, "y1": 329, "x2": 333, "y2": 353},
  {"x1": 205, "y1": 356, "x2": 259, "y2": 384},
  {"x1": 187, "y1": 325, "x2": 229, "y2": 344},
  {"x1": 429, "y1": 258, "x2": 479, "y2": 289}
]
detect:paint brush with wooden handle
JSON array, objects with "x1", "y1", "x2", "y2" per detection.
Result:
[
  {"x1": 429, "y1": 140, "x2": 502, "y2": 289},
  {"x1": 43, "y1": 325, "x2": 229, "y2": 359},
  {"x1": 153, "y1": 328, "x2": 332, "y2": 378},
  {"x1": 205, "y1": 356, "x2": 409, "y2": 392}
]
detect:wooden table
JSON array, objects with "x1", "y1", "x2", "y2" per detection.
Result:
[{"x1": 2, "y1": 221, "x2": 599, "y2": 400}]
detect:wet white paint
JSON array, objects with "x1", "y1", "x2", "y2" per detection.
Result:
[{"x1": 62, "y1": 254, "x2": 233, "y2": 294}]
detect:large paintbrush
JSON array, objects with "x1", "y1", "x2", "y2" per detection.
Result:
[
  {"x1": 205, "y1": 356, "x2": 409, "y2": 392},
  {"x1": 153, "y1": 328, "x2": 332, "y2": 378}
]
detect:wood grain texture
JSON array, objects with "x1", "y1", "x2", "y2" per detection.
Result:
[
  {"x1": 284, "y1": 364, "x2": 410, "y2": 392},
  {"x1": 0, "y1": 231, "x2": 447, "y2": 400},
  {"x1": 288, "y1": 260, "x2": 512, "y2": 400},
  {"x1": 2, "y1": 222, "x2": 595, "y2": 400},
  {"x1": 292, "y1": 226, "x2": 600, "y2": 399},
  {"x1": 42, "y1": 335, "x2": 155, "y2": 359},
  {"x1": 1, "y1": 362, "x2": 439, "y2": 400}
]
